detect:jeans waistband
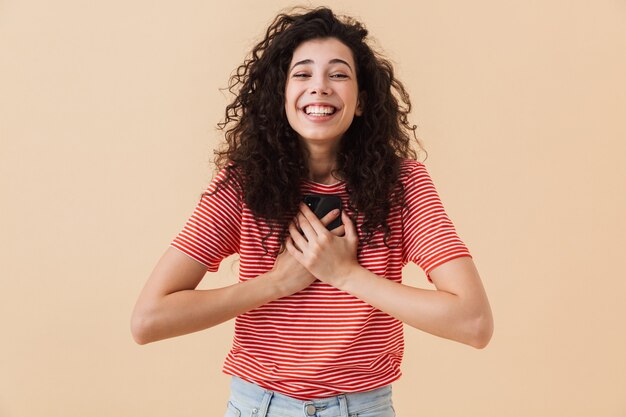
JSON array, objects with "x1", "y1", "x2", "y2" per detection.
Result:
[{"x1": 228, "y1": 375, "x2": 394, "y2": 417}]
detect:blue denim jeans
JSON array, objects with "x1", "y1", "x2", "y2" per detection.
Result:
[{"x1": 224, "y1": 376, "x2": 396, "y2": 417}]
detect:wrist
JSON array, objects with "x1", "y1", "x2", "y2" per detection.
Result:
[
  {"x1": 332, "y1": 262, "x2": 364, "y2": 292},
  {"x1": 263, "y1": 269, "x2": 290, "y2": 299}
]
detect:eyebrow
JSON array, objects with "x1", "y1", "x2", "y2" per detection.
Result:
[{"x1": 290, "y1": 58, "x2": 353, "y2": 72}]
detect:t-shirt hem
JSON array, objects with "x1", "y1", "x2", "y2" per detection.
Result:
[
  {"x1": 169, "y1": 243, "x2": 218, "y2": 272},
  {"x1": 222, "y1": 368, "x2": 402, "y2": 401},
  {"x1": 425, "y1": 253, "x2": 473, "y2": 283}
]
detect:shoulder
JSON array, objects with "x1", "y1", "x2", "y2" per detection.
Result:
[
  {"x1": 208, "y1": 163, "x2": 244, "y2": 194},
  {"x1": 398, "y1": 158, "x2": 425, "y2": 173},
  {"x1": 397, "y1": 158, "x2": 430, "y2": 186},
  {"x1": 203, "y1": 163, "x2": 244, "y2": 212}
]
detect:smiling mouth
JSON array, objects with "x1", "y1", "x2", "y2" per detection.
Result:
[{"x1": 303, "y1": 105, "x2": 337, "y2": 116}]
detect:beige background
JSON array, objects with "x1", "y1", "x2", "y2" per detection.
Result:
[{"x1": 1, "y1": 0, "x2": 625, "y2": 416}]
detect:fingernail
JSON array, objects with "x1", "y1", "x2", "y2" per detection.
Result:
[{"x1": 331, "y1": 209, "x2": 339, "y2": 215}]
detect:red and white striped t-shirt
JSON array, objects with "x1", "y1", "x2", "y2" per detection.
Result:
[{"x1": 170, "y1": 158, "x2": 472, "y2": 400}]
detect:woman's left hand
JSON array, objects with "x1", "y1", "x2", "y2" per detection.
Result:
[{"x1": 285, "y1": 203, "x2": 360, "y2": 287}]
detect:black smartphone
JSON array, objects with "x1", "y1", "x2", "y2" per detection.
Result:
[{"x1": 302, "y1": 194, "x2": 343, "y2": 230}]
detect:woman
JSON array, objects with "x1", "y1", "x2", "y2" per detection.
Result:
[{"x1": 131, "y1": 6, "x2": 493, "y2": 417}]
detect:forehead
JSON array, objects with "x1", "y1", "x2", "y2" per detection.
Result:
[{"x1": 289, "y1": 38, "x2": 355, "y2": 68}]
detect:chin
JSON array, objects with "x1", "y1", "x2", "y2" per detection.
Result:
[{"x1": 298, "y1": 129, "x2": 346, "y2": 141}]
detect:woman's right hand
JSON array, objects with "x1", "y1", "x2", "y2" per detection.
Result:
[{"x1": 271, "y1": 208, "x2": 345, "y2": 297}]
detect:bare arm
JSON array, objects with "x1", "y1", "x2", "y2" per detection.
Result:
[
  {"x1": 287, "y1": 205, "x2": 494, "y2": 349},
  {"x1": 130, "y1": 247, "x2": 288, "y2": 345},
  {"x1": 338, "y1": 256, "x2": 493, "y2": 349},
  {"x1": 130, "y1": 210, "x2": 343, "y2": 345}
]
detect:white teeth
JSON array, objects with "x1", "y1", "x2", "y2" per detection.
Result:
[{"x1": 304, "y1": 105, "x2": 336, "y2": 115}]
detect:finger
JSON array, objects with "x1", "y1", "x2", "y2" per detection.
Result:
[
  {"x1": 290, "y1": 218, "x2": 304, "y2": 238},
  {"x1": 293, "y1": 216, "x2": 303, "y2": 234},
  {"x1": 297, "y1": 210, "x2": 318, "y2": 240},
  {"x1": 288, "y1": 221, "x2": 308, "y2": 250},
  {"x1": 299, "y1": 202, "x2": 329, "y2": 235},
  {"x1": 342, "y1": 211, "x2": 357, "y2": 239},
  {"x1": 278, "y1": 241, "x2": 286, "y2": 254},
  {"x1": 330, "y1": 224, "x2": 345, "y2": 236},
  {"x1": 285, "y1": 235, "x2": 301, "y2": 252},
  {"x1": 285, "y1": 237, "x2": 304, "y2": 263},
  {"x1": 319, "y1": 208, "x2": 341, "y2": 228}
]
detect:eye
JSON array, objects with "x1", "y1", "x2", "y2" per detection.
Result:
[
  {"x1": 292, "y1": 73, "x2": 310, "y2": 78},
  {"x1": 330, "y1": 73, "x2": 349, "y2": 79}
]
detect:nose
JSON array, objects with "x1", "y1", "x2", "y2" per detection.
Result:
[
  {"x1": 309, "y1": 75, "x2": 331, "y2": 96},
  {"x1": 310, "y1": 86, "x2": 330, "y2": 95}
]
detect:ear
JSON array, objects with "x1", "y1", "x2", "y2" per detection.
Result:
[{"x1": 355, "y1": 91, "x2": 366, "y2": 116}]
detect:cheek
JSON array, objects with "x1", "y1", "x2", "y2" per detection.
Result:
[
  {"x1": 283, "y1": 96, "x2": 299, "y2": 129},
  {"x1": 284, "y1": 95, "x2": 297, "y2": 117},
  {"x1": 284, "y1": 88, "x2": 297, "y2": 110},
  {"x1": 340, "y1": 86, "x2": 359, "y2": 106}
]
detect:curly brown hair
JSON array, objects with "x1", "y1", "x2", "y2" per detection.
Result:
[{"x1": 209, "y1": 6, "x2": 426, "y2": 252}]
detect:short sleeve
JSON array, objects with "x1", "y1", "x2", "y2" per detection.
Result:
[
  {"x1": 169, "y1": 168, "x2": 242, "y2": 272},
  {"x1": 401, "y1": 161, "x2": 472, "y2": 282}
]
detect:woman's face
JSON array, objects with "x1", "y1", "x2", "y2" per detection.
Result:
[{"x1": 284, "y1": 37, "x2": 363, "y2": 148}]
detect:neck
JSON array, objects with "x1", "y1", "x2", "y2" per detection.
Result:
[{"x1": 301, "y1": 140, "x2": 342, "y2": 185}]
